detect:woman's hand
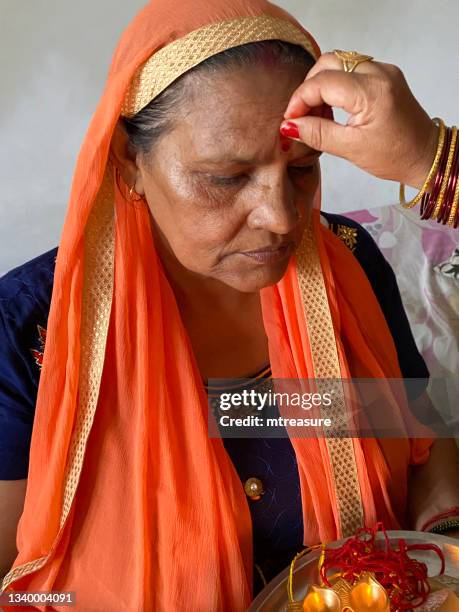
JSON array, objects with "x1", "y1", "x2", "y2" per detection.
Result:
[{"x1": 281, "y1": 52, "x2": 439, "y2": 190}]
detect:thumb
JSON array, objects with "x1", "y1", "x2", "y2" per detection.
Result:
[{"x1": 280, "y1": 116, "x2": 353, "y2": 159}]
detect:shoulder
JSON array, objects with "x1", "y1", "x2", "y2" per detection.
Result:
[
  {"x1": 320, "y1": 210, "x2": 396, "y2": 314},
  {"x1": 0, "y1": 248, "x2": 57, "y2": 324},
  {"x1": 0, "y1": 248, "x2": 57, "y2": 377},
  {"x1": 321, "y1": 211, "x2": 429, "y2": 382},
  {"x1": 0, "y1": 248, "x2": 57, "y2": 480},
  {"x1": 0, "y1": 247, "x2": 58, "y2": 304},
  {"x1": 320, "y1": 212, "x2": 385, "y2": 270},
  {"x1": 320, "y1": 211, "x2": 394, "y2": 296}
]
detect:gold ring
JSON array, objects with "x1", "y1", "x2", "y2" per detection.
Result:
[{"x1": 333, "y1": 50, "x2": 374, "y2": 73}]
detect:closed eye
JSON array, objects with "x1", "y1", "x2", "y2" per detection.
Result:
[
  {"x1": 207, "y1": 174, "x2": 246, "y2": 187},
  {"x1": 206, "y1": 164, "x2": 314, "y2": 187}
]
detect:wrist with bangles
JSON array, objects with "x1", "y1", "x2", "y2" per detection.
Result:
[
  {"x1": 420, "y1": 507, "x2": 459, "y2": 535},
  {"x1": 400, "y1": 117, "x2": 459, "y2": 227}
]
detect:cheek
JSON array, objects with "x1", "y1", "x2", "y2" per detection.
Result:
[{"x1": 144, "y1": 180, "x2": 241, "y2": 268}]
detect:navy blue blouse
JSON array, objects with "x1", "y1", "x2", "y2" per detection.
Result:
[{"x1": 0, "y1": 213, "x2": 429, "y2": 592}]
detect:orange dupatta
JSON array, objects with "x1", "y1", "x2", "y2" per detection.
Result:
[{"x1": 1, "y1": 1, "x2": 432, "y2": 610}]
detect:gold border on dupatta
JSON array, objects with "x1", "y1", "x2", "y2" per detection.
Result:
[
  {"x1": 296, "y1": 222, "x2": 364, "y2": 538},
  {"x1": 121, "y1": 15, "x2": 318, "y2": 117},
  {"x1": 1, "y1": 168, "x2": 115, "y2": 592}
]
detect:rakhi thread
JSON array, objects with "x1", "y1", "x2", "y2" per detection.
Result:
[{"x1": 320, "y1": 523, "x2": 445, "y2": 610}]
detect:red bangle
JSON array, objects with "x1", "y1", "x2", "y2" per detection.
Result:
[
  {"x1": 439, "y1": 131, "x2": 459, "y2": 224},
  {"x1": 420, "y1": 506, "x2": 459, "y2": 532}
]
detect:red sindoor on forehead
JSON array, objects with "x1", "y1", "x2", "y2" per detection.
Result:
[{"x1": 280, "y1": 136, "x2": 292, "y2": 152}]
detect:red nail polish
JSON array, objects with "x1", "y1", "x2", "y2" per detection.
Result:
[{"x1": 280, "y1": 121, "x2": 300, "y2": 139}]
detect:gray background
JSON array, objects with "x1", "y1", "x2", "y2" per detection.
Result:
[{"x1": 1, "y1": 0, "x2": 458, "y2": 273}]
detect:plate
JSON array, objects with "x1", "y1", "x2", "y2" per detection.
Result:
[{"x1": 248, "y1": 531, "x2": 459, "y2": 611}]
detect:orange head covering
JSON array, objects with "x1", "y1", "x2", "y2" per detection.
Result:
[{"x1": 1, "y1": 1, "x2": 432, "y2": 610}]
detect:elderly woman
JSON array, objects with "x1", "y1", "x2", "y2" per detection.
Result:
[{"x1": 0, "y1": 0, "x2": 458, "y2": 609}]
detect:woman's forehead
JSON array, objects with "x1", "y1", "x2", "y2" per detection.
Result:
[{"x1": 175, "y1": 63, "x2": 308, "y2": 157}]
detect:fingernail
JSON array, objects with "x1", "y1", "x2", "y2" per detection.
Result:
[{"x1": 280, "y1": 121, "x2": 300, "y2": 140}]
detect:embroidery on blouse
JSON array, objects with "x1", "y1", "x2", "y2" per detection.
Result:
[
  {"x1": 332, "y1": 223, "x2": 358, "y2": 252},
  {"x1": 30, "y1": 324, "x2": 47, "y2": 369}
]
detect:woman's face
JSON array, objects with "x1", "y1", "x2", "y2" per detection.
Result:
[{"x1": 136, "y1": 62, "x2": 321, "y2": 293}]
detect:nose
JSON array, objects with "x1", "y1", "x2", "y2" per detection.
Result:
[{"x1": 246, "y1": 172, "x2": 301, "y2": 235}]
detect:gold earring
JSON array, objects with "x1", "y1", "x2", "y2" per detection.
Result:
[{"x1": 129, "y1": 184, "x2": 143, "y2": 202}]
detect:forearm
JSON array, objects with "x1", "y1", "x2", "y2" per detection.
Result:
[{"x1": 408, "y1": 438, "x2": 459, "y2": 531}]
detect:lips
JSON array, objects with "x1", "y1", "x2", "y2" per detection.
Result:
[
  {"x1": 240, "y1": 242, "x2": 294, "y2": 264},
  {"x1": 244, "y1": 243, "x2": 289, "y2": 253}
]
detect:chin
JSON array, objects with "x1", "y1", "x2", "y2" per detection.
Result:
[{"x1": 223, "y1": 260, "x2": 291, "y2": 292}]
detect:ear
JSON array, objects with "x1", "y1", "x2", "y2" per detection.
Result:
[{"x1": 110, "y1": 121, "x2": 145, "y2": 195}]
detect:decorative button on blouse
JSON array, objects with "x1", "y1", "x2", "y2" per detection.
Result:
[{"x1": 244, "y1": 477, "x2": 265, "y2": 500}]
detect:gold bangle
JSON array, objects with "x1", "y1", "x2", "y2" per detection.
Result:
[
  {"x1": 400, "y1": 117, "x2": 446, "y2": 209},
  {"x1": 447, "y1": 171, "x2": 459, "y2": 226},
  {"x1": 432, "y1": 125, "x2": 457, "y2": 219}
]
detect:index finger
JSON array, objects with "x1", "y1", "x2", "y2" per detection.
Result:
[{"x1": 284, "y1": 70, "x2": 367, "y2": 120}]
